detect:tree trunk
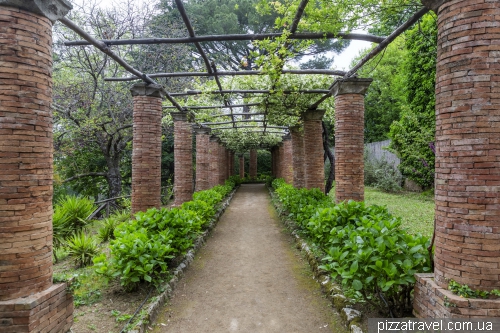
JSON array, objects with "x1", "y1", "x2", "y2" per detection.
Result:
[
  {"x1": 322, "y1": 121, "x2": 335, "y2": 194},
  {"x1": 106, "y1": 157, "x2": 122, "y2": 200}
]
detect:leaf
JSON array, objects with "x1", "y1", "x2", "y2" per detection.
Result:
[{"x1": 352, "y1": 279, "x2": 363, "y2": 291}]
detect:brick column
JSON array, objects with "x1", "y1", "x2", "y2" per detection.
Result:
[
  {"x1": 413, "y1": 0, "x2": 500, "y2": 319},
  {"x1": 239, "y1": 155, "x2": 245, "y2": 178},
  {"x1": 332, "y1": 78, "x2": 372, "y2": 202},
  {"x1": 276, "y1": 144, "x2": 283, "y2": 179},
  {"x1": 172, "y1": 112, "x2": 193, "y2": 205},
  {"x1": 130, "y1": 83, "x2": 164, "y2": 214},
  {"x1": 194, "y1": 126, "x2": 211, "y2": 192},
  {"x1": 0, "y1": 1, "x2": 74, "y2": 332},
  {"x1": 290, "y1": 126, "x2": 305, "y2": 188},
  {"x1": 303, "y1": 109, "x2": 326, "y2": 192},
  {"x1": 282, "y1": 135, "x2": 294, "y2": 184},
  {"x1": 228, "y1": 151, "x2": 235, "y2": 176},
  {"x1": 218, "y1": 143, "x2": 227, "y2": 185},
  {"x1": 249, "y1": 149, "x2": 257, "y2": 179},
  {"x1": 208, "y1": 136, "x2": 219, "y2": 187}
]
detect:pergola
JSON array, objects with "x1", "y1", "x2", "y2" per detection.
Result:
[{"x1": 1, "y1": 0, "x2": 499, "y2": 331}]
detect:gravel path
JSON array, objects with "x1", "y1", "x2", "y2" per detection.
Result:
[{"x1": 152, "y1": 184, "x2": 346, "y2": 333}]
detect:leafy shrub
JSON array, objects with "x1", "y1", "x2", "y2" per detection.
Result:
[
  {"x1": 97, "y1": 210, "x2": 131, "y2": 243},
  {"x1": 272, "y1": 178, "x2": 431, "y2": 317},
  {"x1": 320, "y1": 209, "x2": 430, "y2": 317},
  {"x1": 364, "y1": 149, "x2": 402, "y2": 193},
  {"x1": 66, "y1": 232, "x2": 101, "y2": 268},
  {"x1": 95, "y1": 181, "x2": 236, "y2": 290}
]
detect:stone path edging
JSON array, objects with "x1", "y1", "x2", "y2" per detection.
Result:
[
  {"x1": 268, "y1": 187, "x2": 364, "y2": 333},
  {"x1": 129, "y1": 187, "x2": 238, "y2": 333}
]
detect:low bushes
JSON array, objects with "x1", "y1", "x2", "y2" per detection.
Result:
[
  {"x1": 94, "y1": 179, "x2": 236, "y2": 291},
  {"x1": 271, "y1": 178, "x2": 431, "y2": 317}
]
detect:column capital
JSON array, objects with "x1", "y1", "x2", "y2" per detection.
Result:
[
  {"x1": 130, "y1": 82, "x2": 166, "y2": 98},
  {"x1": 0, "y1": 0, "x2": 72, "y2": 21},
  {"x1": 421, "y1": 0, "x2": 447, "y2": 13},
  {"x1": 282, "y1": 133, "x2": 292, "y2": 141},
  {"x1": 209, "y1": 135, "x2": 220, "y2": 143},
  {"x1": 193, "y1": 125, "x2": 211, "y2": 135},
  {"x1": 331, "y1": 78, "x2": 373, "y2": 97},
  {"x1": 171, "y1": 111, "x2": 193, "y2": 122},
  {"x1": 303, "y1": 109, "x2": 325, "y2": 121}
]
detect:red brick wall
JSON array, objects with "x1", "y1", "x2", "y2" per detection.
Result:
[
  {"x1": 303, "y1": 110, "x2": 325, "y2": 192},
  {"x1": 276, "y1": 144, "x2": 283, "y2": 179},
  {"x1": 239, "y1": 155, "x2": 245, "y2": 178},
  {"x1": 282, "y1": 137, "x2": 294, "y2": 184},
  {"x1": 0, "y1": 7, "x2": 54, "y2": 301},
  {"x1": 0, "y1": 283, "x2": 73, "y2": 332},
  {"x1": 334, "y1": 97, "x2": 364, "y2": 202},
  {"x1": 290, "y1": 127, "x2": 305, "y2": 188},
  {"x1": 131, "y1": 89, "x2": 163, "y2": 214},
  {"x1": 333, "y1": 78, "x2": 371, "y2": 203},
  {"x1": 218, "y1": 144, "x2": 227, "y2": 185},
  {"x1": 208, "y1": 137, "x2": 219, "y2": 188},
  {"x1": 414, "y1": 273, "x2": 500, "y2": 318},
  {"x1": 432, "y1": 0, "x2": 500, "y2": 291},
  {"x1": 249, "y1": 149, "x2": 257, "y2": 179},
  {"x1": 195, "y1": 128, "x2": 210, "y2": 191},
  {"x1": 172, "y1": 113, "x2": 193, "y2": 205}
]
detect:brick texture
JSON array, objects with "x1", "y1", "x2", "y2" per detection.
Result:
[
  {"x1": 277, "y1": 144, "x2": 284, "y2": 179},
  {"x1": 131, "y1": 90, "x2": 163, "y2": 214},
  {"x1": 0, "y1": 7, "x2": 54, "y2": 301},
  {"x1": 414, "y1": 273, "x2": 500, "y2": 318},
  {"x1": 172, "y1": 112, "x2": 193, "y2": 205},
  {"x1": 333, "y1": 78, "x2": 371, "y2": 203},
  {"x1": 431, "y1": 0, "x2": 500, "y2": 291},
  {"x1": 218, "y1": 144, "x2": 227, "y2": 185},
  {"x1": 249, "y1": 149, "x2": 257, "y2": 179},
  {"x1": 282, "y1": 136, "x2": 294, "y2": 184},
  {"x1": 290, "y1": 126, "x2": 305, "y2": 188},
  {"x1": 239, "y1": 155, "x2": 245, "y2": 178},
  {"x1": 0, "y1": 283, "x2": 73, "y2": 333},
  {"x1": 208, "y1": 136, "x2": 219, "y2": 187},
  {"x1": 195, "y1": 128, "x2": 210, "y2": 192},
  {"x1": 303, "y1": 110, "x2": 325, "y2": 192},
  {"x1": 228, "y1": 151, "x2": 234, "y2": 177}
]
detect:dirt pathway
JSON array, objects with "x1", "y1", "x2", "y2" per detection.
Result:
[{"x1": 152, "y1": 184, "x2": 346, "y2": 333}]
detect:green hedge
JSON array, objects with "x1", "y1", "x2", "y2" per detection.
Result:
[
  {"x1": 271, "y1": 178, "x2": 431, "y2": 317},
  {"x1": 94, "y1": 179, "x2": 236, "y2": 290}
]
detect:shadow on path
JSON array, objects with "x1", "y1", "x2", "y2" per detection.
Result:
[{"x1": 152, "y1": 184, "x2": 346, "y2": 333}]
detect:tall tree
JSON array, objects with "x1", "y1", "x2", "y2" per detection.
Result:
[
  {"x1": 388, "y1": 13, "x2": 437, "y2": 189},
  {"x1": 53, "y1": 0, "x2": 191, "y2": 199},
  {"x1": 154, "y1": 0, "x2": 348, "y2": 71}
]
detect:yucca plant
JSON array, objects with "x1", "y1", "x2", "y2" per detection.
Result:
[
  {"x1": 66, "y1": 232, "x2": 101, "y2": 268},
  {"x1": 53, "y1": 195, "x2": 96, "y2": 251}
]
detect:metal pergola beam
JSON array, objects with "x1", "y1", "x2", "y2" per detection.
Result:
[
  {"x1": 64, "y1": 32, "x2": 385, "y2": 47},
  {"x1": 105, "y1": 69, "x2": 346, "y2": 82}
]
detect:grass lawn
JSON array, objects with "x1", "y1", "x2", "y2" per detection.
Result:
[{"x1": 329, "y1": 186, "x2": 435, "y2": 237}]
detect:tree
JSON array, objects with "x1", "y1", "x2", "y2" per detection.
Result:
[
  {"x1": 53, "y1": 0, "x2": 191, "y2": 199},
  {"x1": 388, "y1": 13, "x2": 437, "y2": 189},
  {"x1": 154, "y1": 0, "x2": 348, "y2": 71},
  {"x1": 355, "y1": 38, "x2": 407, "y2": 143}
]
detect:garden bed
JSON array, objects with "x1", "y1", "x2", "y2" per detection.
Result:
[{"x1": 53, "y1": 185, "x2": 238, "y2": 333}]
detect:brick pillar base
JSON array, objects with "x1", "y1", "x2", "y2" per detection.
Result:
[
  {"x1": 332, "y1": 78, "x2": 372, "y2": 203},
  {"x1": 282, "y1": 135, "x2": 293, "y2": 184},
  {"x1": 303, "y1": 110, "x2": 326, "y2": 192},
  {"x1": 130, "y1": 83, "x2": 164, "y2": 214},
  {"x1": 249, "y1": 149, "x2": 257, "y2": 179},
  {"x1": 414, "y1": 0, "x2": 500, "y2": 318},
  {"x1": 290, "y1": 126, "x2": 305, "y2": 188},
  {"x1": 194, "y1": 127, "x2": 210, "y2": 191},
  {"x1": 172, "y1": 112, "x2": 193, "y2": 205},
  {"x1": 239, "y1": 155, "x2": 245, "y2": 178},
  {"x1": 0, "y1": 4, "x2": 73, "y2": 332}
]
